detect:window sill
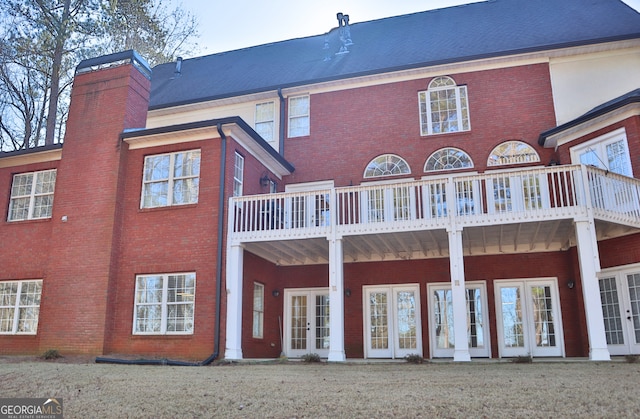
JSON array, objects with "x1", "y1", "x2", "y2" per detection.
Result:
[
  {"x1": 131, "y1": 333, "x2": 195, "y2": 338},
  {"x1": 4, "y1": 218, "x2": 52, "y2": 225},
  {"x1": 420, "y1": 130, "x2": 472, "y2": 138},
  {"x1": 138, "y1": 203, "x2": 198, "y2": 214}
]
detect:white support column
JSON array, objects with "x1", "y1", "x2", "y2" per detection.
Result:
[
  {"x1": 574, "y1": 219, "x2": 610, "y2": 361},
  {"x1": 327, "y1": 236, "x2": 346, "y2": 362},
  {"x1": 448, "y1": 226, "x2": 471, "y2": 362},
  {"x1": 224, "y1": 243, "x2": 244, "y2": 360}
]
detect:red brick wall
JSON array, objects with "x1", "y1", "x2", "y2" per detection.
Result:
[
  {"x1": 283, "y1": 64, "x2": 557, "y2": 186},
  {"x1": 102, "y1": 130, "x2": 280, "y2": 360},
  {"x1": 36, "y1": 63, "x2": 150, "y2": 355},
  {"x1": 0, "y1": 160, "x2": 60, "y2": 354}
]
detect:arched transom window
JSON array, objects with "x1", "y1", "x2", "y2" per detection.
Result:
[
  {"x1": 418, "y1": 76, "x2": 470, "y2": 135},
  {"x1": 487, "y1": 141, "x2": 540, "y2": 166},
  {"x1": 364, "y1": 154, "x2": 411, "y2": 178},
  {"x1": 424, "y1": 148, "x2": 473, "y2": 172}
]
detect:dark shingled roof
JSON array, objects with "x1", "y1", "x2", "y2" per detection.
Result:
[{"x1": 149, "y1": 0, "x2": 640, "y2": 110}]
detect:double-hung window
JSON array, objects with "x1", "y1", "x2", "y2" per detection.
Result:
[
  {"x1": 255, "y1": 101, "x2": 275, "y2": 143},
  {"x1": 8, "y1": 169, "x2": 56, "y2": 221},
  {"x1": 253, "y1": 283, "x2": 264, "y2": 338},
  {"x1": 133, "y1": 273, "x2": 195, "y2": 335},
  {"x1": 233, "y1": 152, "x2": 244, "y2": 197},
  {"x1": 141, "y1": 150, "x2": 201, "y2": 208},
  {"x1": 288, "y1": 95, "x2": 310, "y2": 137},
  {"x1": 0, "y1": 280, "x2": 42, "y2": 334},
  {"x1": 419, "y1": 76, "x2": 470, "y2": 135}
]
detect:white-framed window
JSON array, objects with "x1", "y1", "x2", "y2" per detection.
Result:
[
  {"x1": 0, "y1": 280, "x2": 42, "y2": 334},
  {"x1": 133, "y1": 273, "x2": 195, "y2": 335},
  {"x1": 233, "y1": 152, "x2": 244, "y2": 197},
  {"x1": 419, "y1": 76, "x2": 470, "y2": 135},
  {"x1": 288, "y1": 95, "x2": 310, "y2": 138},
  {"x1": 253, "y1": 282, "x2": 264, "y2": 338},
  {"x1": 487, "y1": 140, "x2": 540, "y2": 167},
  {"x1": 141, "y1": 150, "x2": 201, "y2": 208},
  {"x1": 363, "y1": 154, "x2": 411, "y2": 179},
  {"x1": 8, "y1": 169, "x2": 56, "y2": 221},
  {"x1": 255, "y1": 101, "x2": 275, "y2": 143},
  {"x1": 424, "y1": 148, "x2": 474, "y2": 172},
  {"x1": 570, "y1": 128, "x2": 632, "y2": 176}
]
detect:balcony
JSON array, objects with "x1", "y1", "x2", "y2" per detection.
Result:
[{"x1": 229, "y1": 165, "x2": 640, "y2": 265}]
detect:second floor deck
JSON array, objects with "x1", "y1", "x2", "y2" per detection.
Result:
[{"x1": 229, "y1": 165, "x2": 640, "y2": 265}]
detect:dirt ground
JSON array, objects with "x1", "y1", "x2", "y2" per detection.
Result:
[{"x1": 1, "y1": 356, "x2": 639, "y2": 418}]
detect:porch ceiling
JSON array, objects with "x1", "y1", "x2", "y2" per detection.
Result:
[{"x1": 241, "y1": 219, "x2": 605, "y2": 266}]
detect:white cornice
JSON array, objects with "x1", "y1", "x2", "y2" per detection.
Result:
[
  {"x1": 543, "y1": 104, "x2": 640, "y2": 149},
  {"x1": 123, "y1": 123, "x2": 293, "y2": 178},
  {"x1": 0, "y1": 148, "x2": 62, "y2": 169}
]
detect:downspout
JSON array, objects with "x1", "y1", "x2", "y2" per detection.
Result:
[
  {"x1": 96, "y1": 124, "x2": 228, "y2": 367},
  {"x1": 277, "y1": 88, "x2": 285, "y2": 156},
  {"x1": 201, "y1": 123, "x2": 228, "y2": 365}
]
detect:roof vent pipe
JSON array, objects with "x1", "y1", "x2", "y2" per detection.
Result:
[
  {"x1": 336, "y1": 12, "x2": 353, "y2": 55},
  {"x1": 174, "y1": 57, "x2": 183, "y2": 75}
]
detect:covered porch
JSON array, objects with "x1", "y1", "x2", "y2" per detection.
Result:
[{"x1": 225, "y1": 164, "x2": 640, "y2": 361}]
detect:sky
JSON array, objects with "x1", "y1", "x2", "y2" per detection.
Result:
[{"x1": 174, "y1": 0, "x2": 640, "y2": 57}]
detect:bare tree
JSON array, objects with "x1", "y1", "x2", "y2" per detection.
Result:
[{"x1": 0, "y1": 0, "x2": 199, "y2": 151}]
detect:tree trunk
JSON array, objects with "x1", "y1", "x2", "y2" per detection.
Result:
[{"x1": 44, "y1": 0, "x2": 71, "y2": 146}]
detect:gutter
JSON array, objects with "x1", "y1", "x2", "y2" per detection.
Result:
[
  {"x1": 96, "y1": 124, "x2": 229, "y2": 367},
  {"x1": 277, "y1": 88, "x2": 285, "y2": 157}
]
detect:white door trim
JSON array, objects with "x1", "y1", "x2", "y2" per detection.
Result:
[
  {"x1": 494, "y1": 277, "x2": 565, "y2": 358},
  {"x1": 283, "y1": 287, "x2": 330, "y2": 358},
  {"x1": 427, "y1": 281, "x2": 491, "y2": 358},
  {"x1": 363, "y1": 284, "x2": 423, "y2": 359}
]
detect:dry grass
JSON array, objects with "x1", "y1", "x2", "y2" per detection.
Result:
[{"x1": 1, "y1": 357, "x2": 639, "y2": 418}]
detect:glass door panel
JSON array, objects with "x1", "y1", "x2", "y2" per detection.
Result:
[
  {"x1": 290, "y1": 295, "x2": 307, "y2": 351},
  {"x1": 367, "y1": 290, "x2": 390, "y2": 357},
  {"x1": 495, "y1": 279, "x2": 563, "y2": 358},
  {"x1": 395, "y1": 289, "x2": 418, "y2": 357},
  {"x1": 285, "y1": 289, "x2": 330, "y2": 358}
]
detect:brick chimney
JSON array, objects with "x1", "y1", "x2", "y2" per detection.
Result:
[{"x1": 38, "y1": 51, "x2": 151, "y2": 354}]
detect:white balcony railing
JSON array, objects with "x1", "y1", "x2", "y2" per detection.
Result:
[{"x1": 230, "y1": 165, "x2": 640, "y2": 242}]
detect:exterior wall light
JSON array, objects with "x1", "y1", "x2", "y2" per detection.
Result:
[
  {"x1": 272, "y1": 289, "x2": 280, "y2": 297},
  {"x1": 345, "y1": 288, "x2": 351, "y2": 297},
  {"x1": 567, "y1": 280, "x2": 575, "y2": 289}
]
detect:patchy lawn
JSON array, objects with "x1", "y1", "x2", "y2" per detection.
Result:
[{"x1": 1, "y1": 357, "x2": 638, "y2": 418}]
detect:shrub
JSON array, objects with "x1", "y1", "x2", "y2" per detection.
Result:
[
  {"x1": 404, "y1": 353, "x2": 425, "y2": 364},
  {"x1": 41, "y1": 349, "x2": 62, "y2": 360},
  {"x1": 511, "y1": 355, "x2": 533, "y2": 364},
  {"x1": 300, "y1": 353, "x2": 321, "y2": 363}
]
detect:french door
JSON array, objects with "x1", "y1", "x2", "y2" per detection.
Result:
[
  {"x1": 427, "y1": 282, "x2": 490, "y2": 358},
  {"x1": 364, "y1": 285, "x2": 422, "y2": 358},
  {"x1": 283, "y1": 288, "x2": 330, "y2": 358},
  {"x1": 495, "y1": 279, "x2": 564, "y2": 357},
  {"x1": 599, "y1": 270, "x2": 640, "y2": 355}
]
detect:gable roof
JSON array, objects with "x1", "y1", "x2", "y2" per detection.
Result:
[
  {"x1": 149, "y1": 0, "x2": 640, "y2": 110},
  {"x1": 538, "y1": 88, "x2": 640, "y2": 146}
]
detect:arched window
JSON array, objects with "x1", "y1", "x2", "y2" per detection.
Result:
[
  {"x1": 424, "y1": 148, "x2": 473, "y2": 172},
  {"x1": 418, "y1": 76, "x2": 470, "y2": 135},
  {"x1": 364, "y1": 154, "x2": 411, "y2": 178},
  {"x1": 487, "y1": 141, "x2": 540, "y2": 166}
]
